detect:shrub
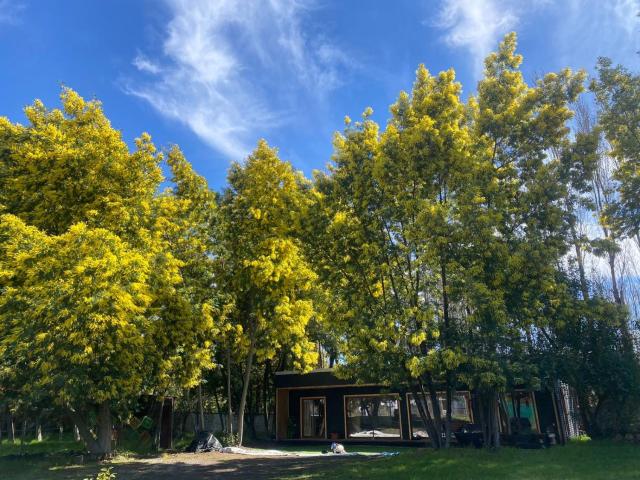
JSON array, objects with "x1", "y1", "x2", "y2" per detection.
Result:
[
  {"x1": 84, "y1": 467, "x2": 117, "y2": 480},
  {"x1": 215, "y1": 431, "x2": 239, "y2": 447}
]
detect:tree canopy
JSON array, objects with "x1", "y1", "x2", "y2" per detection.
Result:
[{"x1": 1, "y1": 32, "x2": 639, "y2": 454}]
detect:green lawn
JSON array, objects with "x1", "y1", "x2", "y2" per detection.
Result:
[
  {"x1": 285, "y1": 440, "x2": 640, "y2": 480},
  {"x1": 0, "y1": 437, "x2": 84, "y2": 457},
  {"x1": 0, "y1": 437, "x2": 97, "y2": 480},
  {"x1": 2, "y1": 438, "x2": 639, "y2": 479}
]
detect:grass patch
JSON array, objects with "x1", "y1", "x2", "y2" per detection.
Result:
[
  {"x1": 0, "y1": 436, "x2": 95, "y2": 480},
  {"x1": 0, "y1": 436, "x2": 84, "y2": 457},
  {"x1": 284, "y1": 440, "x2": 640, "y2": 480},
  {"x1": 0, "y1": 457, "x2": 99, "y2": 480},
  {"x1": 2, "y1": 437, "x2": 638, "y2": 480}
]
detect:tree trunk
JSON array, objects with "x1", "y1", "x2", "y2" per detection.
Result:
[
  {"x1": 153, "y1": 396, "x2": 165, "y2": 451},
  {"x1": 20, "y1": 419, "x2": 27, "y2": 450},
  {"x1": 213, "y1": 389, "x2": 226, "y2": 433},
  {"x1": 226, "y1": 348, "x2": 234, "y2": 436},
  {"x1": 609, "y1": 251, "x2": 623, "y2": 306},
  {"x1": 36, "y1": 422, "x2": 42, "y2": 442},
  {"x1": 570, "y1": 220, "x2": 589, "y2": 301},
  {"x1": 248, "y1": 382, "x2": 257, "y2": 440},
  {"x1": 577, "y1": 390, "x2": 596, "y2": 437},
  {"x1": 409, "y1": 381, "x2": 440, "y2": 448},
  {"x1": 440, "y1": 253, "x2": 452, "y2": 448},
  {"x1": 198, "y1": 384, "x2": 205, "y2": 432},
  {"x1": 492, "y1": 397, "x2": 501, "y2": 448},
  {"x1": 479, "y1": 390, "x2": 501, "y2": 449},
  {"x1": 445, "y1": 386, "x2": 453, "y2": 448},
  {"x1": 263, "y1": 361, "x2": 271, "y2": 437},
  {"x1": 498, "y1": 393, "x2": 511, "y2": 435},
  {"x1": 8, "y1": 414, "x2": 15, "y2": 444},
  {"x1": 96, "y1": 401, "x2": 113, "y2": 456},
  {"x1": 426, "y1": 378, "x2": 444, "y2": 448},
  {"x1": 67, "y1": 403, "x2": 113, "y2": 456},
  {"x1": 237, "y1": 332, "x2": 257, "y2": 446}
]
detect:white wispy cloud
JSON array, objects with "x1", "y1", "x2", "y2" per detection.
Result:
[
  {"x1": 436, "y1": 0, "x2": 523, "y2": 77},
  {"x1": 125, "y1": 0, "x2": 350, "y2": 161},
  {"x1": 132, "y1": 53, "x2": 161, "y2": 75},
  {"x1": 436, "y1": 0, "x2": 639, "y2": 79},
  {"x1": 557, "y1": 0, "x2": 640, "y2": 67}
]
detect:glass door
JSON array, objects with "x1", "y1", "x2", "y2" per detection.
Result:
[{"x1": 301, "y1": 397, "x2": 326, "y2": 439}]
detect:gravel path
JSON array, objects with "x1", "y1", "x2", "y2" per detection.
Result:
[{"x1": 106, "y1": 451, "x2": 373, "y2": 479}]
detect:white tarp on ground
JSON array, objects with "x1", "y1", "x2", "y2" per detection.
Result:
[
  {"x1": 220, "y1": 446, "x2": 294, "y2": 456},
  {"x1": 218, "y1": 446, "x2": 398, "y2": 457}
]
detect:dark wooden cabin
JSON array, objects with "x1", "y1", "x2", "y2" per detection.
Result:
[{"x1": 275, "y1": 369, "x2": 578, "y2": 446}]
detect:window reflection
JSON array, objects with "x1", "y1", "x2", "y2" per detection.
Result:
[
  {"x1": 408, "y1": 392, "x2": 472, "y2": 439},
  {"x1": 345, "y1": 395, "x2": 401, "y2": 439},
  {"x1": 504, "y1": 392, "x2": 539, "y2": 433}
]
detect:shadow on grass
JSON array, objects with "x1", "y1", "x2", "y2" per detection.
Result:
[
  {"x1": 110, "y1": 455, "x2": 370, "y2": 480},
  {"x1": 2, "y1": 439, "x2": 639, "y2": 480},
  {"x1": 0, "y1": 450, "x2": 374, "y2": 480}
]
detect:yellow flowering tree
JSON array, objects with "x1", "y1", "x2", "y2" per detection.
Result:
[
  {"x1": 0, "y1": 89, "x2": 218, "y2": 455},
  {"x1": 311, "y1": 64, "x2": 473, "y2": 448},
  {"x1": 219, "y1": 140, "x2": 318, "y2": 445},
  {"x1": 0, "y1": 216, "x2": 153, "y2": 455}
]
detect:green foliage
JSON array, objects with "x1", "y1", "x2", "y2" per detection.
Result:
[
  {"x1": 84, "y1": 467, "x2": 116, "y2": 480},
  {"x1": 218, "y1": 140, "x2": 319, "y2": 444},
  {"x1": 310, "y1": 32, "x2": 588, "y2": 447},
  {"x1": 0, "y1": 216, "x2": 152, "y2": 405},
  {"x1": 0, "y1": 89, "x2": 220, "y2": 455},
  {"x1": 215, "y1": 431, "x2": 239, "y2": 447},
  {"x1": 540, "y1": 278, "x2": 640, "y2": 437},
  {"x1": 461, "y1": 32, "x2": 584, "y2": 397},
  {"x1": 220, "y1": 140, "x2": 318, "y2": 370},
  {"x1": 0, "y1": 88, "x2": 162, "y2": 238},
  {"x1": 591, "y1": 58, "x2": 640, "y2": 239},
  {"x1": 1, "y1": 29, "x2": 640, "y2": 457}
]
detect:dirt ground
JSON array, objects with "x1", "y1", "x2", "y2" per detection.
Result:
[{"x1": 106, "y1": 451, "x2": 373, "y2": 480}]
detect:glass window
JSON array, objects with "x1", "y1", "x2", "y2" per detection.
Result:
[
  {"x1": 408, "y1": 392, "x2": 472, "y2": 439},
  {"x1": 504, "y1": 392, "x2": 539, "y2": 433},
  {"x1": 345, "y1": 395, "x2": 401, "y2": 439},
  {"x1": 301, "y1": 397, "x2": 326, "y2": 438}
]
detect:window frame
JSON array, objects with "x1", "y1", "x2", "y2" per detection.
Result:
[
  {"x1": 299, "y1": 396, "x2": 327, "y2": 439},
  {"x1": 503, "y1": 390, "x2": 541, "y2": 433},
  {"x1": 406, "y1": 391, "x2": 474, "y2": 440},
  {"x1": 343, "y1": 393, "x2": 403, "y2": 441}
]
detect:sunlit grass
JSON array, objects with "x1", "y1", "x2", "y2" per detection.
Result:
[
  {"x1": 2, "y1": 437, "x2": 638, "y2": 480},
  {"x1": 284, "y1": 440, "x2": 640, "y2": 480},
  {"x1": 0, "y1": 435, "x2": 84, "y2": 457}
]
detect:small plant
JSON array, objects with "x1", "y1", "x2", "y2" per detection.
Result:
[
  {"x1": 215, "y1": 431, "x2": 239, "y2": 447},
  {"x1": 570, "y1": 434, "x2": 592, "y2": 443},
  {"x1": 84, "y1": 467, "x2": 117, "y2": 480}
]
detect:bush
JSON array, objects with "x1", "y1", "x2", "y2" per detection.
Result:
[
  {"x1": 84, "y1": 467, "x2": 116, "y2": 480},
  {"x1": 215, "y1": 431, "x2": 239, "y2": 447}
]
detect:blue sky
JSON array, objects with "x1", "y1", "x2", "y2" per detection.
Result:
[{"x1": 0, "y1": 0, "x2": 638, "y2": 190}]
